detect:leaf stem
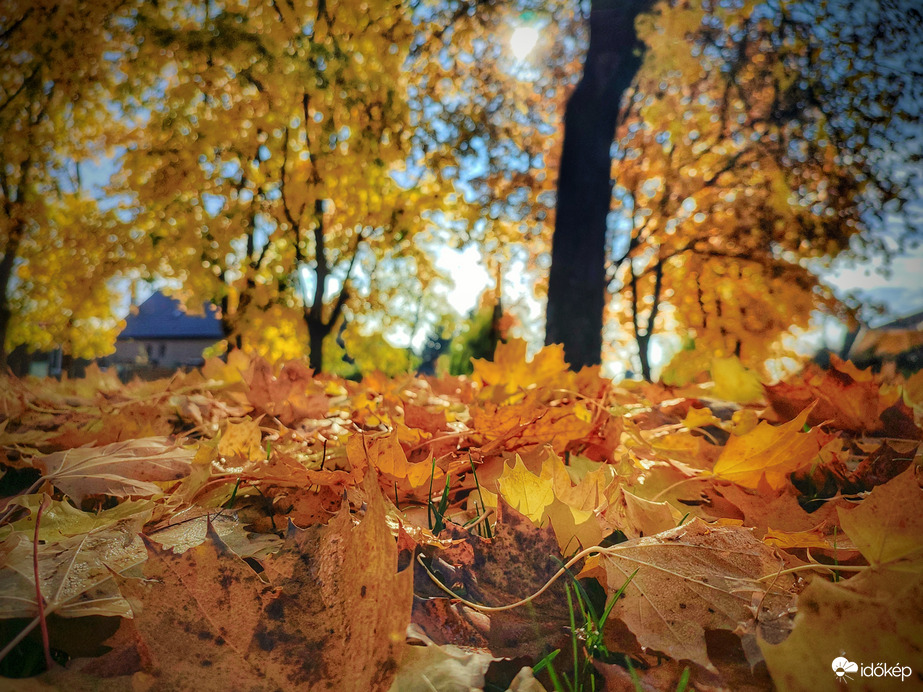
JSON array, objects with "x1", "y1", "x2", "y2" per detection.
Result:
[{"x1": 32, "y1": 493, "x2": 53, "y2": 670}]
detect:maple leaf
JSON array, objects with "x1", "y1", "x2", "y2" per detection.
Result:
[
  {"x1": 601, "y1": 487, "x2": 680, "y2": 539},
  {"x1": 0, "y1": 517, "x2": 147, "y2": 621},
  {"x1": 710, "y1": 355, "x2": 765, "y2": 404},
  {"x1": 471, "y1": 339, "x2": 570, "y2": 394},
  {"x1": 43, "y1": 476, "x2": 412, "y2": 690},
  {"x1": 147, "y1": 511, "x2": 282, "y2": 559},
  {"x1": 243, "y1": 357, "x2": 329, "y2": 425},
  {"x1": 472, "y1": 390, "x2": 592, "y2": 455},
  {"x1": 496, "y1": 455, "x2": 555, "y2": 524},
  {"x1": 33, "y1": 437, "x2": 195, "y2": 503},
  {"x1": 0, "y1": 496, "x2": 152, "y2": 544},
  {"x1": 601, "y1": 519, "x2": 802, "y2": 671},
  {"x1": 707, "y1": 484, "x2": 845, "y2": 538},
  {"x1": 711, "y1": 408, "x2": 824, "y2": 490},
  {"x1": 216, "y1": 417, "x2": 264, "y2": 462},
  {"x1": 766, "y1": 357, "x2": 905, "y2": 434},
  {"x1": 496, "y1": 454, "x2": 604, "y2": 551},
  {"x1": 837, "y1": 466, "x2": 923, "y2": 566},
  {"x1": 251, "y1": 474, "x2": 413, "y2": 690},
  {"x1": 67, "y1": 526, "x2": 275, "y2": 690},
  {"x1": 760, "y1": 564, "x2": 923, "y2": 690},
  {"x1": 432, "y1": 500, "x2": 572, "y2": 660},
  {"x1": 389, "y1": 641, "x2": 494, "y2": 691},
  {"x1": 346, "y1": 431, "x2": 440, "y2": 492}
]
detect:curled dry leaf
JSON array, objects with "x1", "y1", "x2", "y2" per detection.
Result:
[
  {"x1": 34, "y1": 436, "x2": 194, "y2": 503},
  {"x1": 601, "y1": 519, "x2": 803, "y2": 671}
]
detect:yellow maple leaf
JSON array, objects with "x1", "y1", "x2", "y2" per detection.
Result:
[
  {"x1": 710, "y1": 356, "x2": 764, "y2": 404},
  {"x1": 346, "y1": 432, "x2": 437, "y2": 491},
  {"x1": 471, "y1": 339, "x2": 569, "y2": 393},
  {"x1": 711, "y1": 408, "x2": 822, "y2": 490},
  {"x1": 837, "y1": 467, "x2": 923, "y2": 566},
  {"x1": 217, "y1": 418, "x2": 263, "y2": 461},
  {"x1": 496, "y1": 456, "x2": 554, "y2": 524},
  {"x1": 497, "y1": 455, "x2": 605, "y2": 551}
]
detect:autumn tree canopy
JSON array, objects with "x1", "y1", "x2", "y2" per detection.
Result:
[
  {"x1": 1, "y1": 0, "x2": 920, "y2": 378},
  {"x1": 0, "y1": 0, "x2": 143, "y2": 367},
  {"x1": 547, "y1": 0, "x2": 923, "y2": 377}
]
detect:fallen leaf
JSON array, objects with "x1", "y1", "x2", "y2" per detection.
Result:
[
  {"x1": 388, "y1": 642, "x2": 494, "y2": 691},
  {"x1": 711, "y1": 356, "x2": 764, "y2": 404},
  {"x1": 602, "y1": 487, "x2": 681, "y2": 539},
  {"x1": 837, "y1": 466, "x2": 923, "y2": 566},
  {"x1": 0, "y1": 518, "x2": 147, "y2": 620},
  {"x1": 434, "y1": 500, "x2": 571, "y2": 659},
  {"x1": 217, "y1": 417, "x2": 264, "y2": 461},
  {"x1": 763, "y1": 528, "x2": 831, "y2": 551},
  {"x1": 471, "y1": 339, "x2": 570, "y2": 394},
  {"x1": 251, "y1": 474, "x2": 413, "y2": 690},
  {"x1": 1, "y1": 496, "x2": 152, "y2": 544},
  {"x1": 760, "y1": 563, "x2": 923, "y2": 691},
  {"x1": 347, "y1": 431, "x2": 440, "y2": 492},
  {"x1": 81, "y1": 526, "x2": 274, "y2": 690},
  {"x1": 34, "y1": 437, "x2": 194, "y2": 503},
  {"x1": 496, "y1": 455, "x2": 554, "y2": 524},
  {"x1": 601, "y1": 519, "x2": 802, "y2": 671},
  {"x1": 712, "y1": 409, "x2": 823, "y2": 490},
  {"x1": 147, "y1": 511, "x2": 282, "y2": 558}
]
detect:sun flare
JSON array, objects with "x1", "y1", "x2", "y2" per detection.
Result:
[{"x1": 510, "y1": 25, "x2": 539, "y2": 61}]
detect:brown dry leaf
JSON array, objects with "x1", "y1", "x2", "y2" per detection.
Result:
[
  {"x1": 34, "y1": 436, "x2": 194, "y2": 503},
  {"x1": 601, "y1": 519, "x2": 802, "y2": 671},
  {"x1": 837, "y1": 466, "x2": 923, "y2": 566},
  {"x1": 60, "y1": 526, "x2": 275, "y2": 690},
  {"x1": 709, "y1": 484, "x2": 845, "y2": 538},
  {"x1": 434, "y1": 500, "x2": 571, "y2": 660},
  {"x1": 760, "y1": 564, "x2": 923, "y2": 691},
  {"x1": 766, "y1": 357, "x2": 902, "y2": 434},
  {"x1": 472, "y1": 394, "x2": 592, "y2": 455},
  {"x1": 250, "y1": 474, "x2": 413, "y2": 690},
  {"x1": 0, "y1": 517, "x2": 147, "y2": 620},
  {"x1": 244, "y1": 357, "x2": 329, "y2": 425},
  {"x1": 712, "y1": 409, "x2": 824, "y2": 490}
]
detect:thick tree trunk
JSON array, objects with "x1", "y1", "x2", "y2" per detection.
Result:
[
  {"x1": 306, "y1": 317, "x2": 329, "y2": 372},
  {"x1": 545, "y1": 0, "x2": 651, "y2": 370},
  {"x1": 0, "y1": 224, "x2": 24, "y2": 370}
]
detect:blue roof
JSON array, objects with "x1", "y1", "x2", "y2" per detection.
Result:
[{"x1": 119, "y1": 292, "x2": 224, "y2": 340}]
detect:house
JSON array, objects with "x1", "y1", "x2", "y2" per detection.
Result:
[
  {"x1": 845, "y1": 310, "x2": 923, "y2": 375},
  {"x1": 110, "y1": 292, "x2": 224, "y2": 377}
]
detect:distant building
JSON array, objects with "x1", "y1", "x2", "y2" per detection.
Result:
[
  {"x1": 110, "y1": 292, "x2": 224, "y2": 377},
  {"x1": 845, "y1": 310, "x2": 923, "y2": 375}
]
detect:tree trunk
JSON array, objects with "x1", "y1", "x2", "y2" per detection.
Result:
[
  {"x1": 0, "y1": 223, "x2": 25, "y2": 370},
  {"x1": 545, "y1": 0, "x2": 651, "y2": 370},
  {"x1": 306, "y1": 316, "x2": 329, "y2": 372}
]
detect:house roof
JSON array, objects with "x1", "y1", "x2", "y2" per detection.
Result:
[
  {"x1": 847, "y1": 309, "x2": 923, "y2": 358},
  {"x1": 118, "y1": 292, "x2": 224, "y2": 340}
]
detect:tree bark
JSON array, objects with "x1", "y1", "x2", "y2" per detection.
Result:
[
  {"x1": 0, "y1": 220, "x2": 25, "y2": 370},
  {"x1": 545, "y1": 0, "x2": 652, "y2": 370}
]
